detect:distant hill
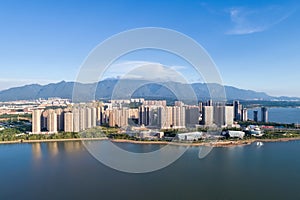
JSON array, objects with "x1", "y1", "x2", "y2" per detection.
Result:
[{"x1": 0, "y1": 79, "x2": 299, "y2": 102}]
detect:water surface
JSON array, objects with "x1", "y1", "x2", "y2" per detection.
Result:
[
  {"x1": 1, "y1": 141, "x2": 300, "y2": 200},
  {"x1": 248, "y1": 107, "x2": 300, "y2": 124}
]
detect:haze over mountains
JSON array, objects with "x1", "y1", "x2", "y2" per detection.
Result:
[{"x1": 0, "y1": 79, "x2": 298, "y2": 102}]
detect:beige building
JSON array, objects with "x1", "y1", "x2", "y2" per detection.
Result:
[
  {"x1": 202, "y1": 106, "x2": 214, "y2": 126},
  {"x1": 96, "y1": 106, "x2": 101, "y2": 124},
  {"x1": 91, "y1": 107, "x2": 97, "y2": 127},
  {"x1": 55, "y1": 108, "x2": 64, "y2": 131},
  {"x1": 79, "y1": 108, "x2": 85, "y2": 131},
  {"x1": 157, "y1": 106, "x2": 186, "y2": 129},
  {"x1": 109, "y1": 108, "x2": 129, "y2": 128},
  {"x1": 213, "y1": 105, "x2": 234, "y2": 127},
  {"x1": 64, "y1": 112, "x2": 73, "y2": 132},
  {"x1": 224, "y1": 106, "x2": 234, "y2": 126},
  {"x1": 32, "y1": 104, "x2": 100, "y2": 134},
  {"x1": 129, "y1": 108, "x2": 139, "y2": 119},
  {"x1": 165, "y1": 106, "x2": 173, "y2": 128},
  {"x1": 47, "y1": 110, "x2": 58, "y2": 133},
  {"x1": 144, "y1": 100, "x2": 167, "y2": 107},
  {"x1": 85, "y1": 107, "x2": 92, "y2": 129},
  {"x1": 172, "y1": 106, "x2": 186, "y2": 128},
  {"x1": 32, "y1": 109, "x2": 42, "y2": 133},
  {"x1": 72, "y1": 108, "x2": 80, "y2": 132},
  {"x1": 241, "y1": 108, "x2": 248, "y2": 122},
  {"x1": 41, "y1": 110, "x2": 49, "y2": 131}
]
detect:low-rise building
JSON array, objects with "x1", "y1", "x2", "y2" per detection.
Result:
[
  {"x1": 222, "y1": 130, "x2": 245, "y2": 139},
  {"x1": 174, "y1": 132, "x2": 203, "y2": 141}
]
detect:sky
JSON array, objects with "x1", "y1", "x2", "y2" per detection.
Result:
[{"x1": 0, "y1": 0, "x2": 300, "y2": 97}]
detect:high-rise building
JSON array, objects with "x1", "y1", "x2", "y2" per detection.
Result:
[
  {"x1": 157, "y1": 106, "x2": 186, "y2": 129},
  {"x1": 109, "y1": 108, "x2": 129, "y2": 127},
  {"x1": 144, "y1": 100, "x2": 166, "y2": 107},
  {"x1": 55, "y1": 108, "x2": 64, "y2": 131},
  {"x1": 91, "y1": 107, "x2": 97, "y2": 127},
  {"x1": 138, "y1": 106, "x2": 150, "y2": 126},
  {"x1": 165, "y1": 106, "x2": 173, "y2": 128},
  {"x1": 172, "y1": 106, "x2": 185, "y2": 128},
  {"x1": 96, "y1": 106, "x2": 101, "y2": 125},
  {"x1": 179, "y1": 106, "x2": 186, "y2": 128},
  {"x1": 128, "y1": 108, "x2": 139, "y2": 125},
  {"x1": 85, "y1": 107, "x2": 92, "y2": 129},
  {"x1": 108, "y1": 110, "x2": 115, "y2": 127},
  {"x1": 224, "y1": 106, "x2": 234, "y2": 126},
  {"x1": 261, "y1": 107, "x2": 268, "y2": 123},
  {"x1": 41, "y1": 110, "x2": 49, "y2": 131},
  {"x1": 198, "y1": 102, "x2": 203, "y2": 113},
  {"x1": 233, "y1": 100, "x2": 242, "y2": 121},
  {"x1": 241, "y1": 108, "x2": 248, "y2": 121},
  {"x1": 157, "y1": 106, "x2": 172, "y2": 129},
  {"x1": 204, "y1": 105, "x2": 234, "y2": 127},
  {"x1": 64, "y1": 112, "x2": 73, "y2": 132},
  {"x1": 185, "y1": 106, "x2": 199, "y2": 127},
  {"x1": 79, "y1": 108, "x2": 86, "y2": 131},
  {"x1": 101, "y1": 109, "x2": 109, "y2": 125},
  {"x1": 148, "y1": 108, "x2": 158, "y2": 127},
  {"x1": 207, "y1": 99, "x2": 213, "y2": 106},
  {"x1": 174, "y1": 101, "x2": 184, "y2": 107},
  {"x1": 213, "y1": 105, "x2": 224, "y2": 126},
  {"x1": 47, "y1": 111, "x2": 58, "y2": 133},
  {"x1": 120, "y1": 108, "x2": 130, "y2": 127},
  {"x1": 157, "y1": 107, "x2": 165, "y2": 129},
  {"x1": 253, "y1": 111, "x2": 258, "y2": 122},
  {"x1": 129, "y1": 108, "x2": 139, "y2": 119},
  {"x1": 72, "y1": 108, "x2": 80, "y2": 132},
  {"x1": 32, "y1": 104, "x2": 101, "y2": 134},
  {"x1": 32, "y1": 109, "x2": 42, "y2": 133},
  {"x1": 202, "y1": 106, "x2": 213, "y2": 126}
]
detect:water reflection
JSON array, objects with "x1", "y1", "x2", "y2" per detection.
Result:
[
  {"x1": 63, "y1": 141, "x2": 83, "y2": 153},
  {"x1": 31, "y1": 141, "x2": 86, "y2": 162},
  {"x1": 47, "y1": 142, "x2": 59, "y2": 157},
  {"x1": 32, "y1": 143, "x2": 42, "y2": 160}
]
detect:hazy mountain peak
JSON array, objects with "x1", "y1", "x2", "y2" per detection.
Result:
[{"x1": 0, "y1": 79, "x2": 298, "y2": 102}]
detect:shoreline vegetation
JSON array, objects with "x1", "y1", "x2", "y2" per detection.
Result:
[
  {"x1": 2, "y1": 122, "x2": 300, "y2": 147},
  {"x1": 2, "y1": 136, "x2": 300, "y2": 147}
]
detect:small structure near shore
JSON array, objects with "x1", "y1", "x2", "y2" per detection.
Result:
[
  {"x1": 139, "y1": 130, "x2": 164, "y2": 139},
  {"x1": 243, "y1": 125, "x2": 264, "y2": 137},
  {"x1": 221, "y1": 130, "x2": 245, "y2": 139},
  {"x1": 174, "y1": 132, "x2": 203, "y2": 141}
]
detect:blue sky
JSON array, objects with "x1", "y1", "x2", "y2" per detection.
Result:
[{"x1": 0, "y1": 0, "x2": 299, "y2": 97}]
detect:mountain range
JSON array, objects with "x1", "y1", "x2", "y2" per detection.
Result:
[{"x1": 0, "y1": 79, "x2": 299, "y2": 102}]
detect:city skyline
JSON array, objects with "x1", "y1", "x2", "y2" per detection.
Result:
[
  {"x1": 0, "y1": 0, "x2": 300, "y2": 97},
  {"x1": 30, "y1": 98, "x2": 245, "y2": 134}
]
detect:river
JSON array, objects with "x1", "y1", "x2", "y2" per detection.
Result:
[{"x1": 1, "y1": 140, "x2": 300, "y2": 200}]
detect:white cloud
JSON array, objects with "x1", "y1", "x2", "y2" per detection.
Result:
[
  {"x1": 170, "y1": 65, "x2": 188, "y2": 71},
  {"x1": 226, "y1": 6, "x2": 293, "y2": 35},
  {"x1": 123, "y1": 63, "x2": 187, "y2": 83},
  {"x1": 103, "y1": 61, "x2": 160, "y2": 78},
  {"x1": 103, "y1": 61, "x2": 192, "y2": 83}
]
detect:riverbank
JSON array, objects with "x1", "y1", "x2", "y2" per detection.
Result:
[
  {"x1": 111, "y1": 139, "x2": 251, "y2": 147},
  {"x1": 110, "y1": 136, "x2": 300, "y2": 147},
  {"x1": 202, "y1": 136, "x2": 300, "y2": 147},
  {"x1": 0, "y1": 137, "x2": 107, "y2": 144},
  {"x1": 2, "y1": 136, "x2": 300, "y2": 147}
]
